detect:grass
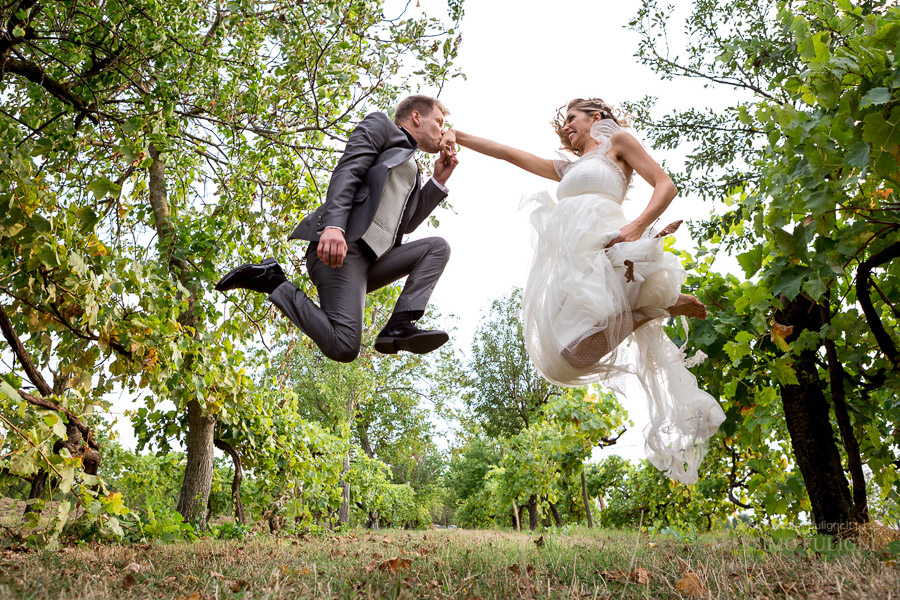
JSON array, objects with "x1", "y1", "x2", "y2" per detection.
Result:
[{"x1": 0, "y1": 526, "x2": 898, "y2": 599}]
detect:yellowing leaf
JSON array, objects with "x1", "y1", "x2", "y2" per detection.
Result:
[
  {"x1": 631, "y1": 567, "x2": 651, "y2": 584},
  {"x1": 676, "y1": 571, "x2": 707, "y2": 598},
  {"x1": 770, "y1": 320, "x2": 794, "y2": 351}
]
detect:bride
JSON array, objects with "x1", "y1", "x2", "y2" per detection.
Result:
[{"x1": 446, "y1": 98, "x2": 725, "y2": 483}]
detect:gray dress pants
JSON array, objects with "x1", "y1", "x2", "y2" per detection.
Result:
[{"x1": 269, "y1": 237, "x2": 450, "y2": 362}]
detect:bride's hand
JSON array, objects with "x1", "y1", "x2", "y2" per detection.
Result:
[
  {"x1": 440, "y1": 129, "x2": 457, "y2": 155},
  {"x1": 606, "y1": 221, "x2": 645, "y2": 247}
]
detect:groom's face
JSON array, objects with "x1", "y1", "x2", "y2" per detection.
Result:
[{"x1": 409, "y1": 108, "x2": 445, "y2": 154}]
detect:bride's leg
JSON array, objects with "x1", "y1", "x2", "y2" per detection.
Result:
[
  {"x1": 561, "y1": 310, "x2": 655, "y2": 369},
  {"x1": 560, "y1": 295, "x2": 706, "y2": 369}
]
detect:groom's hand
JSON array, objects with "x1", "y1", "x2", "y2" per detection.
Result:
[
  {"x1": 433, "y1": 144, "x2": 459, "y2": 186},
  {"x1": 318, "y1": 227, "x2": 348, "y2": 268}
]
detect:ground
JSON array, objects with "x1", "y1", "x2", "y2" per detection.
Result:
[{"x1": 0, "y1": 527, "x2": 898, "y2": 599}]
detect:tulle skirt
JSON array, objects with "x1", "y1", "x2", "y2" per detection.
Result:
[{"x1": 522, "y1": 191, "x2": 725, "y2": 484}]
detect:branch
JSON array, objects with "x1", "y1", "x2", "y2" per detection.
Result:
[
  {"x1": 0, "y1": 410, "x2": 63, "y2": 480},
  {"x1": 599, "y1": 427, "x2": 627, "y2": 447},
  {"x1": 18, "y1": 390, "x2": 96, "y2": 450},
  {"x1": 2, "y1": 58, "x2": 100, "y2": 124},
  {"x1": 856, "y1": 241, "x2": 900, "y2": 366},
  {"x1": 0, "y1": 303, "x2": 52, "y2": 396},
  {"x1": 0, "y1": 0, "x2": 40, "y2": 57}
]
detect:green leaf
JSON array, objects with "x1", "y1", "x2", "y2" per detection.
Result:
[
  {"x1": 87, "y1": 179, "x2": 111, "y2": 200},
  {"x1": 771, "y1": 528, "x2": 797, "y2": 543},
  {"x1": 76, "y1": 207, "x2": 101, "y2": 232},
  {"x1": 771, "y1": 356, "x2": 800, "y2": 386},
  {"x1": 862, "y1": 107, "x2": 900, "y2": 150},
  {"x1": 36, "y1": 243, "x2": 61, "y2": 268},
  {"x1": 59, "y1": 465, "x2": 76, "y2": 493},
  {"x1": 737, "y1": 246, "x2": 763, "y2": 278},
  {"x1": 860, "y1": 87, "x2": 892, "y2": 107},
  {"x1": 772, "y1": 269, "x2": 805, "y2": 300},
  {"x1": 845, "y1": 142, "x2": 870, "y2": 168},
  {"x1": 0, "y1": 379, "x2": 19, "y2": 401},
  {"x1": 46, "y1": 413, "x2": 67, "y2": 439},
  {"x1": 9, "y1": 453, "x2": 36, "y2": 477}
]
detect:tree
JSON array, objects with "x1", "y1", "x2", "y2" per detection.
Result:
[
  {"x1": 464, "y1": 289, "x2": 564, "y2": 527},
  {"x1": 466, "y1": 290, "x2": 559, "y2": 437},
  {"x1": 265, "y1": 303, "x2": 460, "y2": 528},
  {"x1": 628, "y1": 0, "x2": 900, "y2": 534},
  {"x1": 1, "y1": 0, "x2": 464, "y2": 530}
]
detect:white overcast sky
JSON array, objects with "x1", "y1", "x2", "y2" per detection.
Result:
[
  {"x1": 100, "y1": 0, "x2": 743, "y2": 459},
  {"x1": 403, "y1": 0, "x2": 744, "y2": 459}
]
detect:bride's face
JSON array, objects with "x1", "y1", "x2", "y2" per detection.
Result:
[{"x1": 562, "y1": 109, "x2": 602, "y2": 153}]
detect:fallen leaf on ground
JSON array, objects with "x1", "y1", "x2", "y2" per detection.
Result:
[
  {"x1": 416, "y1": 546, "x2": 430, "y2": 556},
  {"x1": 180, "y1": 594, "x2": 201, "y2": 600},
  {"x1": 210, "y1": 571, "x2": 226, "y2": 580},
  {"x1": 508, "y1": 564, "x2": 521, "y2": 575},
  {"x1": 534, "y1": 536, "x2": 544, "y2": 548},
  {"x1": 676, "y1": 571, "x2": 707, "y2": 598},
  {"x1": 122, "y1": 573, "x2": 136, "y2": 590},
  {"x1": 124, "y1": 562, "x2": 141, "y2": 574},
  {"x1": 229, "y1": 580, "x2": 249, "y2": 592},
  {"x1": 599, "y1": 570, "x2": 628, "y2": 581},
  {"x1": 379, "y1": 556, "x2": 413, "y2": 573},
  {"x1": 631, "y1": 567, "x2": 651, "y2": 584},
  {"x1": 330, "y1": 549, "x2": 347, "y2": 558}
]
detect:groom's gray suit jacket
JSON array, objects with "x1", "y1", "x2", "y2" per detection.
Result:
[
  {"x1": 289, "y1": 111, "x2": 448, "y2": 251},
  {"x1": 270, "y1": 111, "x2": 452, "y2": 363}
]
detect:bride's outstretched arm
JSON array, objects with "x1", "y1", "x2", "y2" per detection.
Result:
[
  {"x1": 446, "y1": 129, "x2": 560, "y2": 181},
  {"x1": 607, "y1": 132, "x2": 678, "y2": 246}
]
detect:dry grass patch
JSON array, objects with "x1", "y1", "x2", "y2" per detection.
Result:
[{"x1": 0, "y1": 527, "x2": 897, "y2": 599}]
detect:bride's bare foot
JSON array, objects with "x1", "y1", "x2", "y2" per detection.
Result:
[{"x1": 667, "y1": 294, "x2": 707, "y2": 319}]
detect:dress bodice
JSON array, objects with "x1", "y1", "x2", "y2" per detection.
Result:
[{"x1": 555, "y1": 150, "x2": 628, "y2": 202}]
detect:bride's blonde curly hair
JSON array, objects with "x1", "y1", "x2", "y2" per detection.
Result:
[{"x1": 553, "y1": 98, "x2": 630, "y2": 155}]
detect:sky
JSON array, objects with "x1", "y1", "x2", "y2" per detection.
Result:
[
  {"x1": 399, "y1": 0, "x2": 743, "y2": 459},
  {"x1": 94, "y1": 0, "x2": 745, "y2": 461}
]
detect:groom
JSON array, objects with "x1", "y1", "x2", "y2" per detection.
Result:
[{"x1": 215, "y1": 95, "x2": 458, "y2": 362}]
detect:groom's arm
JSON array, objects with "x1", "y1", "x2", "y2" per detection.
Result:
[{"x1": 318, "y1": 112, "x2": 393, "y2": 267}]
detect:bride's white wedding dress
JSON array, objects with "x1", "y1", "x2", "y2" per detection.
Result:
[{"x1": 522, "y1": 120, "x2": 725, "y2": 484}]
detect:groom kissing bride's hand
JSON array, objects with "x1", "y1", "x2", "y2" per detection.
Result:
[{"x1": 216, "y1": 95, "x2": 459, "y2": 363}]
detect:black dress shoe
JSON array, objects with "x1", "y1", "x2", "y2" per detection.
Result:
[
  {"x1": 374, "y1": 320, "x2": 449, "y2": 355},
  {"x1": 215, "y1": 258, "x2": 287, "y2": 294}
]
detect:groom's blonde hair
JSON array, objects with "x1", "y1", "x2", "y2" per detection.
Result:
[{"x1": 394, "y1": 95, "x2": 449, "y2": 125}]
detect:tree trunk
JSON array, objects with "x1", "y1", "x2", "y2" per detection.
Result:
[
  {"x1": 24, "y1": 472, "x2": 48, "y2": 514},
  {"x1": 148, "y1": 144, "x2": 215, "y2": 527},
  {"x1": 213, "y1": 438, "x2": 245, "y2": 524},
  {"x1": 511, "y1": 503, "x2": 521, "y2": 531},
  {"x1": 527, "y1": 494, "x2": 539, "y2": 531},
  {"x1": 176, "y1": 399, "x2": 216, "y2": 527},
  {"x1": 581, "y1": 470, "x2": 594, "y2": 528},
  {"x1": 776, "y1": 295, "x2": 854, "y2": 536},
  {"x1": 358, "y1": 421, "x2": 374, "y2": 458},
  {"x1": 339, "y1": 452, "x2": 351, "y2": 525},
  {"x1": 820, "y1": 302, "x2": 868, "y2": 524},
  {"x1": 549, "y1": 500, "x2": 563, "y2": 528}
]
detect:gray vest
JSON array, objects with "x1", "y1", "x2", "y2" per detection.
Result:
[{"x1": 360, "y1": 155, "x2": 418, "y2": 258}]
